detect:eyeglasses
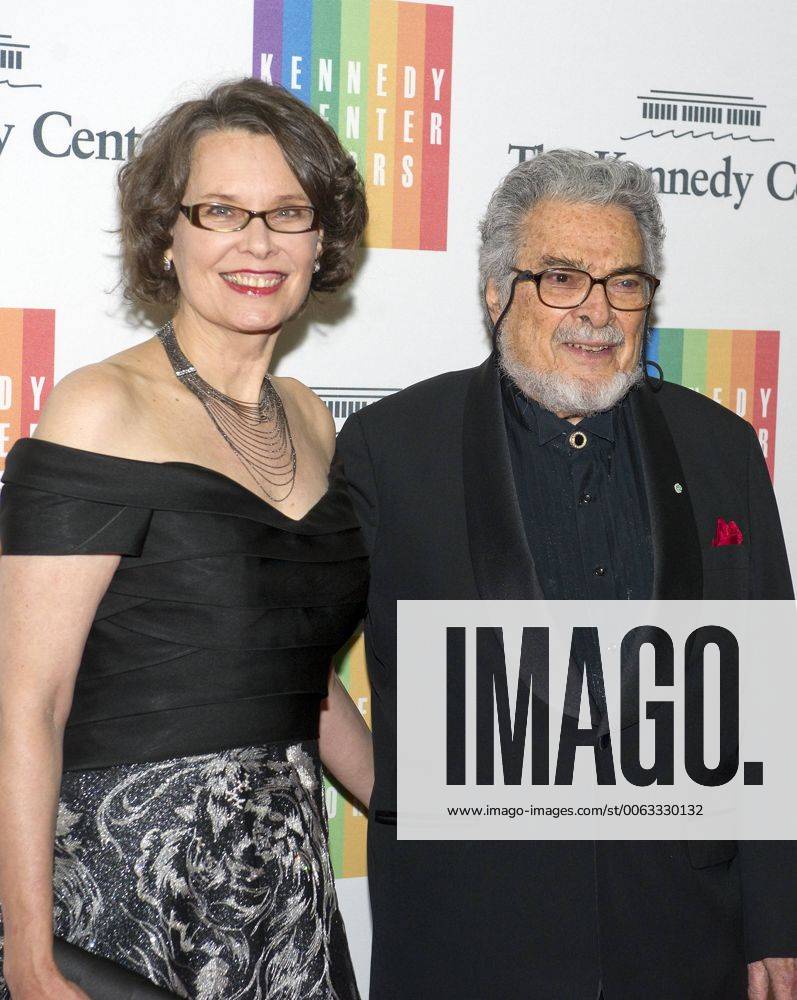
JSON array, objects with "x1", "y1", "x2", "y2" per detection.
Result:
[
  {"x1": 510, "y1": 266, "x2": 660, "y2": 311},
  {"x1": 180, "y1": 202, "x2": 319, "y2": 234}
]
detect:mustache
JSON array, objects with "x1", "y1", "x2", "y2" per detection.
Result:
[{"x1": 552, "y1": 323, "x2": 625, "y2": 347}]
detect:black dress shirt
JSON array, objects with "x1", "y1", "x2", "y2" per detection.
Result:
[{"x1": 501, "y1": 376, "x2": 654, "y2": 720}]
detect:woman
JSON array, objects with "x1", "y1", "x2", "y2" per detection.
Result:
[{"x1": 0, "y1": 79, "x2": 372, "y2": 999}]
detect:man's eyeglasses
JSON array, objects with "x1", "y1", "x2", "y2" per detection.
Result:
[
  {"x1": 510, "y1": 266, "x2": 660, "y2": 311},
  {"x1": 180, "y1": 203, "x2": 319, "y2": 234}
]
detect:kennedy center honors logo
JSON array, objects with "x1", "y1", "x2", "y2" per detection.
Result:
[
  {"x1": 252, "y1": 0, "x2": 454, "y2": 250},
  {"x1": 0, "y1": 309, "x2": 55, "y2": 470},
  {"x1": 649, "y1": 328, "x2": 779, "y2": 479}
]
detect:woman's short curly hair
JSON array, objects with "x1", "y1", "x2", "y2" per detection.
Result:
[{"x1": 118, "y1": 78, "x2": 368, "y2": 305}]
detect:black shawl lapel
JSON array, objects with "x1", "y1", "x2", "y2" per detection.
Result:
[
  {"x1": 629, "y1": 383, "x2": 703, "y2": 599},
  {"x1": 462, "y1": 355, "x2": 544, "y2": 601}
]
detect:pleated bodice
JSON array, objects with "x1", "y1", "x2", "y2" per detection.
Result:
[{"x1": 0, "y1": 439, "x2": 369, "y2": 770}]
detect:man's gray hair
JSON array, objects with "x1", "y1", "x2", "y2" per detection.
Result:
[{"x1": 479, "y1": 149, "x2": 665, "y2": 315}]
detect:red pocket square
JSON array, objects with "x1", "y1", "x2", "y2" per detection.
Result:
[{"x1": 711, "y1": 517, "x2": 743, "y2": 547}]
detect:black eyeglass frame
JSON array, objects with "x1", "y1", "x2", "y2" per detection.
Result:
[
  {"x1": 179, "y1": 203, "x2": 320, "y2": 234},
  {"x1": 509, "y1": 265, "x2": 660, "y2": 311}
]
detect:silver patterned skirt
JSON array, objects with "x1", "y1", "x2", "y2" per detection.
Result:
[{"x1": 0, "y1": 741, "x2": 360, "y2": 999}]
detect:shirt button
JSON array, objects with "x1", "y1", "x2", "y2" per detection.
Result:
[
  {"x1": 579, "y1": 493, "x2": 593, "y2": 504},
  {"x1": 594, "y1": 566, "x2": 606, "y2": 576},
  {"x1": 569, "y1": 430, "x2": 588, "y2": 449}
]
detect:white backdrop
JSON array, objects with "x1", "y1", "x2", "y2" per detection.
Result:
[{"x1": 2, "y1": 2, "x2": 796, "y2": 994}]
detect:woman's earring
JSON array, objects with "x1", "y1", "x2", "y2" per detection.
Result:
[
  {"x1": 163, "y1": 255, "x2": 173, "y2": 271},
  {"x1": 313, "y1": 260, "x2": 321, "y2": 274}
]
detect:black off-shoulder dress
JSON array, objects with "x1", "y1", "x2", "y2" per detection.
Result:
[{"x1": 0, "y1": 438, "x2": 368, "y2": 1000}]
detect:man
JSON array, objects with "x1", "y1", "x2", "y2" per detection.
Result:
[{"x1": 338, "y1": 150, "x2": 797, "y2": 999}]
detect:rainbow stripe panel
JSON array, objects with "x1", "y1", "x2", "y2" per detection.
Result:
[
  {"x1": 648, "y1": 327, "x2": 779, "y2": 479},
  {"x1": 252, "y1": 0, "x2": 454, "y2": 250},
  {"x1": 324, "y1": 635, "x2": 370, "y2": 878},
  {"x1": 0, "y1": 309, "x2": 55, "y2": 472}
]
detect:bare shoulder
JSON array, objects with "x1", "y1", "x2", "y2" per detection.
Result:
[
  {"x1": 275, "y1": 376, "x2": 335, "y2": 459},
  {"x1": 34, "y1": 338, "x2": 164, "y2": 455}
]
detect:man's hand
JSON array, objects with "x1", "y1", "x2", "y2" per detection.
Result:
[{"x1": 748, "y1": 958, "x2": 797, "y2": 999}]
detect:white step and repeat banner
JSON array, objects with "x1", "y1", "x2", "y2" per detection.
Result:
[{"x1": 2, "y1": 1, "x2": 795, "y2": 993}]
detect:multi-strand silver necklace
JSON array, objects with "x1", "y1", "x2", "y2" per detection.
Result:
[{"x1": 158, "y1": 320, "x2": 297, "y2": 502}]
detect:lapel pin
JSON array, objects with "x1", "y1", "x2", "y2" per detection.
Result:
[{"x1": 674, "y1": 482, "x2": 684, "y2": 494}]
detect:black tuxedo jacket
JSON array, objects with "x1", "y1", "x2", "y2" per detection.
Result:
[{"x1": 337, "y1": 355, "x2": 796, "y2": 1000}]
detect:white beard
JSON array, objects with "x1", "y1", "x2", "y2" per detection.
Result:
[{"x1": 498, "y1": 323, "x2": 644, "y2": 417}]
